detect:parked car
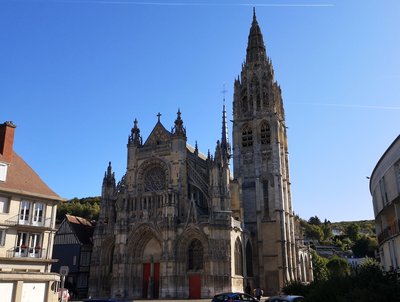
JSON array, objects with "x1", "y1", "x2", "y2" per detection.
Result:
[
  {"x1": 82, "y1": 299, "x2": 121, "y2": 302},
  {"x1": 265, "y1": 295, "x2": 305, "y2": 302},
  {"x1": 211, "y1": 292, "x2": 259, "y2": 302}
]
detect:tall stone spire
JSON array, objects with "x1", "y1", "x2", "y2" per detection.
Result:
[
  {"x1": 220, "y1": 100, "x2": 231, "y2": 163},
  {"x1": 103, "y1": 161, "x2": 116, "y2": 188},
  {"x1": 246, "y1": 7, "x2": 267, "y2": 64}
]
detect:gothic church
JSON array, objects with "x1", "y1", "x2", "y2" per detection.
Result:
[{"x1": 89, "y1": 10, "x2": 312, "y2": 300}]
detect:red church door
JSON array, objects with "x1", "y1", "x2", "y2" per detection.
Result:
[
  {"x1": 143, "y1": 262, "x2": 160, "y2": 298},
  {"x1": 154, "y1": 262, "x2": 160, "y2": 298},
  {"x1": 189, "y1": 274, "x2": 201, "y2": 299},
  {"x1": 142, "y1": 263, "x2": 150, "y2": 298}
]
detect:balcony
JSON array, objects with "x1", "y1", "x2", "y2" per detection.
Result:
[
  {"x1": 7, "y1": 246, "x2": 47, "y2": 259},
  {"x1": 377, "y1": 219, "x2": 400, "y2": 244},
  {"x1": 1, "y1": 215, "x2": 53, "y2": 229}
]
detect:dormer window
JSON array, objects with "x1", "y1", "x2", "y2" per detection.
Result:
[{"x1": 0, "y1": 163, "x2": 7, "y2": 182}]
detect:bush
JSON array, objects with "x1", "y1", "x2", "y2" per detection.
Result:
[{"x1": 282, "y1": 281, "x2": 309, "y2": 297}]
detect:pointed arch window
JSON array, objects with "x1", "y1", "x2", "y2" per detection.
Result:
[
  {"x1": 234, "y1": 238, "x2": 243, "y2": 276},
  {"x1": 246, "y1": 242, "x2": 253, "y2": 277},
  {"x1": 260, "y1": 122, "x2": 271, "y2": 145},
  {"x1": 188, "y1": 239, "x2": 203, "y2": 271},
  {"x1": 242, "y1": 124, "x2": 253, "y2": 147}
]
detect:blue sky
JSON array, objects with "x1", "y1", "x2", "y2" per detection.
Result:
[{"x1": 1, "y1": 0, "x2": 399, "y2": 222}]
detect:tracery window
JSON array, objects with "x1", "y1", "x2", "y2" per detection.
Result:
[
  {"x1": 188, "y1": 239, "x2": 203, "y2": 271},
  {"x1": 242, "y1": 124, "x2": 253, "y2": 147},
  {"x1": 144, "y1": 167, "x2": 165, "y2": 192},
  {"x1": 234, "y1": 238, "x2": 243, "y2": 276},
  {"x1": 246, "y1": 242, "x2": 253, "y2": 277},
  {"x1": 260, "y1": 122, "x2": 271, "y2": 145}
]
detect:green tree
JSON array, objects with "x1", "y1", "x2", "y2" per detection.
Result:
[
  {"x1": 311, "y1": 250, "x2": 329, "y2": 282},
  {"x1": 346, "y1": 223, "x2": 361, "y2": 241},
  {"x1": 352, "y1": 236, "x2": 378, "y2": 258},
  {"x1": 56, "y1": 196, "x2": 101, "y2": 223},
  {"x1": 305, "y1": 224, "x2": 324, "y2": 241},
  {"x1": 308, "y1": 216, "x2": 322, "y2": 225},
  {"x1": 326, "y1": 256, "x2": 350, "y2": 278},
  {"x1": 321, "y1": 222, "x2": 332, "y2": 241}
]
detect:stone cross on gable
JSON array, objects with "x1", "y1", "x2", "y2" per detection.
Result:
[{"x1": 157, "y1": 112, "x2": 162, "y2": 122}]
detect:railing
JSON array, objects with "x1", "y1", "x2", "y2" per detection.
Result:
[
  {"x1": 2, "y1": 215, "x2": 53, "y2": 228},
  {"x1": 6, "y1": 246, "x2": 47, "y2": 259},
  {"x1": 378, "y1": 219, "x2": 400, "y2": 244}
]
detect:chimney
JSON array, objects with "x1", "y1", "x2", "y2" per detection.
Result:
[{"x1": 0, "y1": 121, "x2": 16, "y2": 163}]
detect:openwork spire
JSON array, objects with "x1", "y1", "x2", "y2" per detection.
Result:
[
  {"x1": 128, "y1": 118, "x2": 142, "y2": 146},
  {"x1": 103, "y1": 161, "x2": 116, "y2": 187},
  {"x1": 172, "y1": 109, "x2": 186, "y2": 137},
  {"x1": 220, "y1": 100, "x2": 231, "y2": 162},
  {"x1": 246, "y1": 7, "x2": 267, "y2": 64}
]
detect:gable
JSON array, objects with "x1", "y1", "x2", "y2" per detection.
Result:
[
  {"x1": 54, "y1": 218, "x2": 80, "y2": 245},
  {"x1": 144, "y1": 122, "x2": 171, "y2": 146}
]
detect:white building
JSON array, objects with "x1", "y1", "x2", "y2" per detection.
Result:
[
  {"x1": 0, "y1": 121, "x2": 65, "y2": 302},
  {"x1": 370, "y1": 135, "x2": 400, "y2": 271}
]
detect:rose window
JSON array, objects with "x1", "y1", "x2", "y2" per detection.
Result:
[{"x1": 143, "y1": 167, "x2": 165, "y2": 192}]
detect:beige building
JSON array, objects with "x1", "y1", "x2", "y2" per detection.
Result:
[
  {"x1": 370, "y1": 135, "x2": 400, "y2": 271},
  {"x1": 0, "y1": 121, "x2": 64, "y2": 302},
  {"x1": 89, "y1": 10, "x2": 312, "y2": 300}
]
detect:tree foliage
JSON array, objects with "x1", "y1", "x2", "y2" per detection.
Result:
[
  {"x1": 311, "y1": 250, "x2": 329, "y2": 282},
  {"x1": 284, "y1": 258, "x2": 400, "y2": 302},
  {"x1": 346, "y1": 223, "x2": 361, "y2": 241},
  {"x1": 352, "y1": 236, "x2": 378, "y2": 258},
  {"x1": 326, "y1": 256, "x2": 350, "y2": 278},
  {"x1": 57, "y1": 196, "x2": 101, "y2": 223},
  {"x1": 305, "y1": 224, "x2": 324, "y2": 241},
  {"x1": 308, "y1": 216, "x2": 322, "y2": 225}
]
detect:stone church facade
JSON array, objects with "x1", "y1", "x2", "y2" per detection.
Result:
[{"x1": 88, "y1": 10, "x2": 312, "y2": 300}]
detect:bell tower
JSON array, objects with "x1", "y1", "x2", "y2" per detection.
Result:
[{"x1": 232, "y1": 8, "x2": 297, "y2": 294}]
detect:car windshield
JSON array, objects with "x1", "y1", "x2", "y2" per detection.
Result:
[
  {"x1": 213, "y1": 294, "x2": 229, "y2": 301},
  {"x1": 238, "y1": 293, "x2": 255, "y2": 301}
]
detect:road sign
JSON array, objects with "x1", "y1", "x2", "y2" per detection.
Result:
[{"x1": 60, "y1": 266, "x2": 69, "y2": 276}]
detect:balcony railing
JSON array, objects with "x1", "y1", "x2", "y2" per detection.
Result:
[
  {"x1": 2, "y1": 215, "x2": 53, "y2": 228},
  {"x1": 378, "y1": 219, "x2": 400, "y2": 244},
  {"x1": 6, "y1": 246, "x2": 47, "y2": 259}
]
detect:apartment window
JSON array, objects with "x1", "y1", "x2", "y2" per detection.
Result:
[
  {"x1": 379, "y1": 178, "x2": 388, "y2": 205},
  {"x1": 19, "y1": 201, "x2": 31, "y2": 224},
  {"x1": 0, "y1": 229, "x2": 6, "y2": 246},
  {"x1": 32, "y1": 202, "x2": 45, "y2": 225},
  {"x1": 0, "y1": 163, "x2": 7, "y2": 181},
  {"x1": 80, "y1": 251, "x2": 91, "y2": 266},
  {"x1": 17, "y1": 232, "x2": 28, "y2": 247},
  {"x1": 15, "y1": 232, "x2": 42, "y2": 258},
  {"x1": 396, "y1": 161, "x2": 400, "y2": 190},
  {"x1": 0, "y1": 196, "x2": 9, "y2": 213}
]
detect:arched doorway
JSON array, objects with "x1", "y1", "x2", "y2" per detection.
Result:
[
  {"x1": 187, "y1": 239, "x2": 203, "y2": 299},
  {"x1": 142, "y1": 238, "x2": 162, "y2": 299}
]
